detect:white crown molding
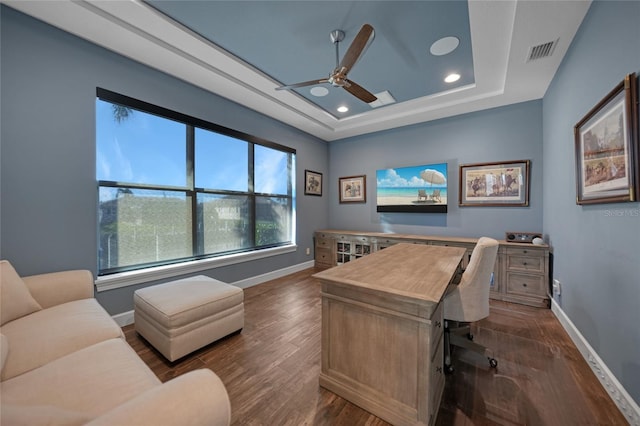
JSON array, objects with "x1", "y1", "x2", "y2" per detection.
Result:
[{"x1": 2, "y1": 0, "x2": 590, "y2": 141}]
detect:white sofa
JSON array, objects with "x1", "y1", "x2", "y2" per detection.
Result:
[{"x1": 0, "y1": 260, "x2": 231, "y2": 425}]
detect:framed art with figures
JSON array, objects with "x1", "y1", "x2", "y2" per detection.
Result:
[
  {"x1": 339, "y1": 175, "x2": 366, "y2": 203},
  {"x1": 459, "y1": 160, "x2": 530, "y2": 207},
  {"x1": 574, "y1": 73, "x2": 638, "y2": 205},
  {"x1": 304, "y1": 170, "x2": 322, "y2": 196}
]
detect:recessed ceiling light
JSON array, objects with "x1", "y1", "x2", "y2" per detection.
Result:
[
  {"x1": 310, "y1": 86, "x2": 329, "y2": 97},
  {"x1": 337, "y1": 106, "x2": 349, "y2": 113},
  {"x1": 430, "y1": 36, "x2": 460, "y2": 56},
  {"x1": 444, "y1": 73, "x2": 461, "y2": 83}
]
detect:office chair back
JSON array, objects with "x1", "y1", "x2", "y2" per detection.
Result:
[{"x1": 443, "y1": 237, "x2": 499, "y2": 323}]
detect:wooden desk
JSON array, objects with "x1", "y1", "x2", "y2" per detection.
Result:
[{"x1": 313, "y1": 243, "x2": 466, "y2": 426}]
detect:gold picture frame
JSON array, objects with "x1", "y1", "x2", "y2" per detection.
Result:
[{"x1": 574, "y1": 73, "x2": 638, "y2": 205}]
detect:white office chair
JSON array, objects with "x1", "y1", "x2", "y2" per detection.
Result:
[{"x1": 443, "y1": 236, "x2": 499, "y2": 373}]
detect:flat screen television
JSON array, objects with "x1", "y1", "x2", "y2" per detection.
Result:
[{"x1": 376, "y1": 163, "x2": 448, "y2": 213}]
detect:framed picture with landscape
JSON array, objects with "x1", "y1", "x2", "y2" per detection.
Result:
[
  {"x1": 339, "y1": 175, "x2": 366, "y2": 203},
  {"x1": 459, "y1": 160, "x2": 530, "y2": 207},
  {"x1": 574, "y1": 73, "x2": 638, "y2": 205}
]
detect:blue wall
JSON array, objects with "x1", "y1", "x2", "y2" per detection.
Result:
[
  {"x1": 0, "y1": 6, "x2": 329, "y2": 314},
  {"x1": 328, "y1": 100, "x2": 543, "y2": 239},
  {"x1": 1, "y1": 0, "x2": 638, "y2": 407},
  {"x1": 542, "y1": 0, "x2": 640, "y2": 403}
]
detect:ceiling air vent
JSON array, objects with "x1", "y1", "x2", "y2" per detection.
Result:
[{"x1": 526, "y1": 39, "x2": 558, "y2": 62}]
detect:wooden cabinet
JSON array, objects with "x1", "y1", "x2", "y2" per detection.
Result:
[
  {"x1": 334, "y1": 235, "x2": 371, "y2": 264},
  {"x1": 314, "y1": 230, "x2": 550, "y2": 308},
  {"x1": 314, "y1": 232, "x2": 334, "y2": 269},
  {"x1": 503, "y1": 246, "x2": 549, "y2": 307}
]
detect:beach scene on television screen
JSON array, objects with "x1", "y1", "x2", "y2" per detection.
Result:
[{"x1": 377, "y1": 163, "x2": 447, "y2": 206}]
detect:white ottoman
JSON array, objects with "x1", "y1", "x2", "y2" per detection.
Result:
[{"x1": 134, "y1": 275, "x2": 244, "y2": 361}]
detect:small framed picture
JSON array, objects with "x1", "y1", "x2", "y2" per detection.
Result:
[
  {"x1": 574, "y1": 73, "x2": 638, "y2": 205},
  {"x1": 459, "y1": 160, "x2": 530, "y2": 207},
  {"x1": 304, "y1": 170, "x2": 323, "y2": 196},
  {"x1": 339, "y1": 175, "x2": 366, "y2": 203}
]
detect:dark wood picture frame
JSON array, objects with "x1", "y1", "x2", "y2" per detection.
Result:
[
  {"x1": 574, "y1": 73, "x2": 639, "y2": 205},
  {"x1": 304, "y1": 170, "x2": 323, "y2": 196},
  {"x1": 339, "y1": 175, "x2": 366, "y2": 203},
  {"x1": 459, "y1": 160, "x2": 530, "y2": 207}
]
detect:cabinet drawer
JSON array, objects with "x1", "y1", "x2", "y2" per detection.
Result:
[
  {"x1": 506, "y1": 255, "x2": 543, "y2": 273},
  {"x1": 506, "y1": 247, "x2": 543, "y2": 257},
  {"x1": 315, "y1": 248, "x2": 333, "y2": 265},
  {"x1": 429, "y1": 335, "x2": 445, "y2": 424},
  {"x1": 506, "y1": 272, "x2": 546, "y2": 297},
  {"x1": 315, "y1": 238, "x2": 332, "y2": 249},
  {"x1": 430, "y1": 302, "x2": 444, "y2": 352}
]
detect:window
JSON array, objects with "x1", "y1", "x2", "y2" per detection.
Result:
[{"x1": 96, "y1": 89, "x2": 295, "y2": 275}]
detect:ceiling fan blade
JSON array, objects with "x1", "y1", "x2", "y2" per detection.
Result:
[
  {"x1": 344, "y1": 79, "x2": 377, "y2": 103},
  {"x1": 276, "y1": 79, "x2": 329, "y2": 90},
  {"x1": 338, "y1": 24, "x2": 375, "y2": 74}
]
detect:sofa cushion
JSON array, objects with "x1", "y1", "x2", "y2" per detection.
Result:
[
  {"x1": 0, "y1": 334, "x2": 8, "y2": 374},
  {"x1": 0, "y1": 404, "x2": 92, "y2": 426},
  {"x1": 1, "y1": 260, "x2": 42, "y2": 326},
  {"x1": 1, "y1": 338, "x2": 161, "y2": 422},
  {"x1": 0, "y1": 299, "x2": 124, "y2": 380}
]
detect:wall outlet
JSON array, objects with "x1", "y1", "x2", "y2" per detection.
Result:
[
  {"x1": 305, "y1": 247, "x2": 310, "y2": 256},
  {"x1": 553, "y1": 279, "x2": 561, "y2": 296}
]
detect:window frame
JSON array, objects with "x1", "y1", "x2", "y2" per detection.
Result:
[{"x1": 95, "y1": 88, "x2": 296, "y2": 280}]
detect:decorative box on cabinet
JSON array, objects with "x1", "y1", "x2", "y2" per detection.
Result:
[{"x1": 313, "y1": 230, "x2": 550, "y2": 308}]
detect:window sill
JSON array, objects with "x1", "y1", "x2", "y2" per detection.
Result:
[{"x1": 94, "y1": 244, "x2": 297, "y2": 292}]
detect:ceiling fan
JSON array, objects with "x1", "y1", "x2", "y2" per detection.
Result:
[{"x1": 276, "y1": 24, "x2": 377, "y2": 104}]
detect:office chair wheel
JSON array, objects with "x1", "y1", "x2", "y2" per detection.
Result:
[
  {"x1": 445, "y1": 365, "x2": 455, "y2": 374},
  {"x1": 467, "y1": 333, "x2": 474, "y2": 341},
  {"x1": 489, "y1": 358, "x2": 498, "y2": 368}
]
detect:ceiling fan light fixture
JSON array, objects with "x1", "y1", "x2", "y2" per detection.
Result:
[
  {"x1": 337, "y1": 106, "x2": 349, "y2": 113},
  {"x1": 430, "y1": 36, "x2": 460, "y2": 56},
  {"x1": 310, "y1": 86, "x2": 329, "y2": 97},
  {"x1": 444, "y1": 73, "x2": 461, "y2": 83}
]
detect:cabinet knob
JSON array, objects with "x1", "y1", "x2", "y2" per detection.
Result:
[
  {"x1": 522, "y1": 283, "x2": 527, "y2": 287},
  {"x1": 523, "y1": 262, "x2": 528, "y2": 266}
]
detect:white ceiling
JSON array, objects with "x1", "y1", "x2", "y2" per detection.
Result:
[{"x1": 3, "y1": 0, "x2": 592, "y2": 142}]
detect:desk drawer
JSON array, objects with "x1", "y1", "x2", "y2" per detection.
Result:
[
  {"x1": 506, "y1": 272, "x2": 546, "y2": 297},
  {"x1": 429, "y1": 335, "x2": 445, "y2": 424},
  {"x1": 430, "y1": 302, "x2": 444, "y2": 356}
]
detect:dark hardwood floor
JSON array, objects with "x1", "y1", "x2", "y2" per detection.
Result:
[{"x1": 123, "y1": 268, "x2": 626, "y2": 425}]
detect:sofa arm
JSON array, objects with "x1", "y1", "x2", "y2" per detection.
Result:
[
  {"x1": 86, "y1": 369, "x2": 231, "y2": 426},
  {"x1": 22, "y1": 270, "x2": 94, "y2": 309}
]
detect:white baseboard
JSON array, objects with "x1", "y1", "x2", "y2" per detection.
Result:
[
  {"x1": 551, "y1": 298, "x2": 639, "y2": 425},
  {"x1": 112, "y1": 310, "x2": 134, "y2": 327},
  {"x1": 111, "y1": 260, "x2": 316, "y2": 327},
  {"x1": 232, "y1": 260, "x2": 315, "y2": 289}
]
